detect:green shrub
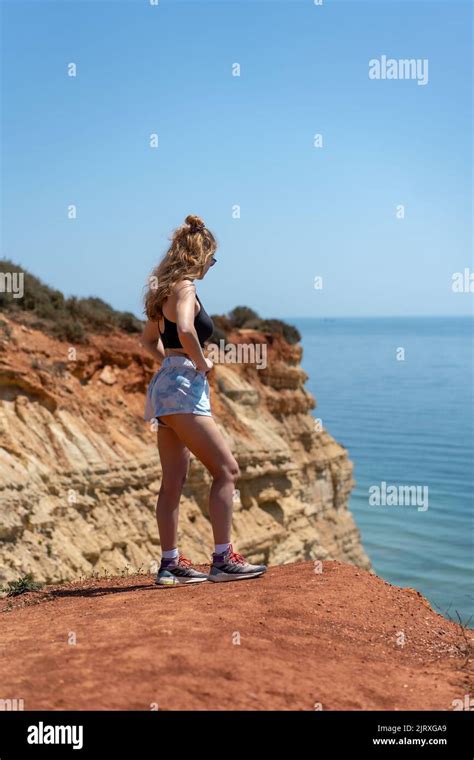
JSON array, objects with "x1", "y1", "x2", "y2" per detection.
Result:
[
  {"x1": 218, "y1": 307, "x2": 301, "y2": 344},
  {"x1": 228, "y1": 306, "x2": 260, "y2": 328},
  {"x1": 0, "y1": 259, "x2": 143, "y2": 343},
  {"x1": 2, "y1": 573, "x2": 44, "y2": 597},
  {"x1": 50, "y1": 316, "x2": 86, "y2": 343},
  {"x1": 209, "y1": 326, "x2": 227, "y2": 344},
  {"x1": 259, "y1": 318, "x2": 301, "y2": 344},
  {"x1": 116, "y1": 311, "x2": 142, "y2": 333}
]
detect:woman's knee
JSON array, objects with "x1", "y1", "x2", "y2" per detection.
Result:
[{"x1": 214, "y1": 458, "x2": 241, "y2": 483}]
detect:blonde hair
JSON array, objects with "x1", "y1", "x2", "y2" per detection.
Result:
[{"x1": 143, "y1": 215, "x2": 217, "y2": 321}]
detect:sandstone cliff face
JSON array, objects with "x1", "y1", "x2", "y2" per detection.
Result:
[{"x1": 0, "y1": 316, "x2": 371, "y2": 583}]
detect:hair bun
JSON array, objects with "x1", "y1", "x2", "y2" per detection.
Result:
[{"x1": 185, "y1": 214, "x2": 205, "y2": 232}]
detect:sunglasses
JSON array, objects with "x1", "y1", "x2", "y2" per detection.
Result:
[{"x1": 209, "y1": 256, "x2": 217, "y2": 267}]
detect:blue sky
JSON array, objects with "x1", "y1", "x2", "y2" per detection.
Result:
[{"x1": 1, "y1": 0, "x2": 472, "y2": 318}]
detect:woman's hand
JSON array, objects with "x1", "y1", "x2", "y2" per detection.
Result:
[{"x1": 195, "y1": 357, "x2": 213, "y2": 374}]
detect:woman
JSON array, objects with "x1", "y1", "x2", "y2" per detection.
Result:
[{"x1": 141, "y1": 215, "x2": 267, "y2": 587}]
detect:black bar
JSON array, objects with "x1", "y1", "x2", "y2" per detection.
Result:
[{"x1": 0, "y1": 710, "x2": 472, "y2": 757}]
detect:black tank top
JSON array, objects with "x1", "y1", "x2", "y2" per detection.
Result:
[{"x1": 159, "y1": 294, "x2": 214, "y2": 349}]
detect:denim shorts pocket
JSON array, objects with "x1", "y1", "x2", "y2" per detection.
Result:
[
  {"x1": 189, "y1": 365, "x2": 207, "y2": 379},
  {"x1": 176, "y1": 366, "x2": 201, "y2": 390}
]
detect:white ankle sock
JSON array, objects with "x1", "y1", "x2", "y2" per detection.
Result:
[
  {"x1": 214, "y1": 542, "x2": 231, "y2": 555},
  {"x1": 162, "y1": 548, "x2": 179, "y2": 559}
]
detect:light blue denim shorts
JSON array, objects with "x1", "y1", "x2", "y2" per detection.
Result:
[{"x1": 144, "y1": 355, "x2": 211, "y2": 429}]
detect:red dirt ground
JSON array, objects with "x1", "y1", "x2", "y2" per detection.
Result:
[{"x1": 0, "y1": 560, "x2": 472, "y2": 711}]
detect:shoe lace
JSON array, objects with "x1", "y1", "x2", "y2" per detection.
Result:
[
  {"x1": 229, "y1": 549, "x2": 246, "y2": 565},
  {"x1": 178, "y1": 555, "x2": 193, "y2": 568}
]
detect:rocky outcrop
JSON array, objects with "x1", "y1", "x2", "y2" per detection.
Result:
[{"x1": 0, "y1": 316, "x2": 371, "y2": 583}]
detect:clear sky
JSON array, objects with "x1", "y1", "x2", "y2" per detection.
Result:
[{"x1": 1, "y1": 0, "x2": 472, "y2": 319}]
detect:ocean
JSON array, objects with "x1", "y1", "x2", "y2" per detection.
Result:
[{"x1": 292, "y1": 316, "x2": 473, "y2": 626}]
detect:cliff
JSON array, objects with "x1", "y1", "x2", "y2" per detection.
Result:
[
  {"x1": 0, "y1": 560, "x2": 471, "y2": 710},
  {"x1": 0, "y1": 313, "x2": 371, "y2": 583}
]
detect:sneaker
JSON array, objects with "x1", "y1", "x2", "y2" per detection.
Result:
[
  {"x1": 155, "y1": 555, "x2": 209, "y2": 587},
  {"x1": 207, "y1": 543, "x2": 267, "y2": 583}
]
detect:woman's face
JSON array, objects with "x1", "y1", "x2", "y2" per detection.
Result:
[{"x1": 200, "y1": 254, "x2": 217, "y2": 278}]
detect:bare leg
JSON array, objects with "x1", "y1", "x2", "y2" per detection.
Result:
[
  {"x1": 157, "y1": 414, "x2": 240, "y2": 544},
  {"x1": 156, "y1": 424, "x2": 190, "y2": 551}
]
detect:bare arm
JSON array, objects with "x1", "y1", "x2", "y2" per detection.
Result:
[
  {"x1": 175, "y1": 282, "x2": 208, "y2": 371},
  {"x1": 139, "y1": 320, "x2": 166, "y2": 364}
]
